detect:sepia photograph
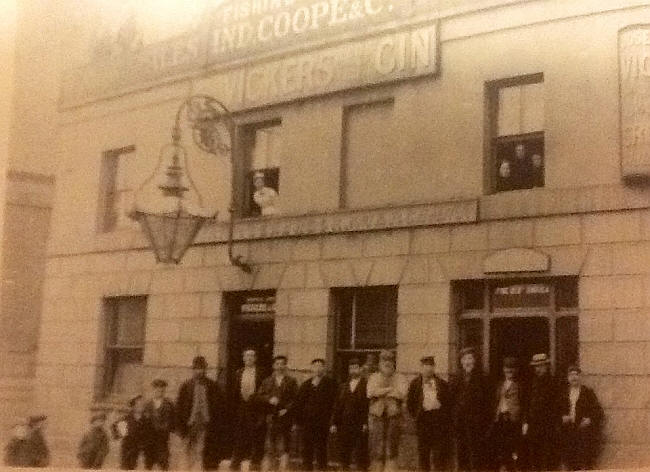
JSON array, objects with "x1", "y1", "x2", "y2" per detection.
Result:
[{"x1": 0, "y1": 0, "x2": 649, "y2": 471}]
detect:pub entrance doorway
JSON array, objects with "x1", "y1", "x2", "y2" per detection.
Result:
[
  {"x1": 456, "y1": 277, "x2": 579, "y2": 379},
  {"x1": 226, "y1": 290, "x2": 276, "y2": 382}
]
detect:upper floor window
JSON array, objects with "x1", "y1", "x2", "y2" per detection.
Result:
[
  {"x1": 241, "y1": 120, "x2": 282, "y2": 217},
  {"x1": 490, "y1": 74, "x2": 545, "y2": 193},
  {"x1": 99, "y1": 145, "x2": 137, "y2": 232},
  {"x1": 102, "y1": 296, "x2": 147, "y2": 399}
]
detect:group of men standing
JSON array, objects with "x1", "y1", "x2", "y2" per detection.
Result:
[
  {"x1": 228, "y1": 347, "x2": 604, "y2": 472},
  {"x1": 55, "y1": 347, "x2": 603, "y2": 472}
]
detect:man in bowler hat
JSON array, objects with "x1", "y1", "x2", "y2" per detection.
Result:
[
  {"x1": 407, "y1": 356, "x2": 451, "y2": 471},
  {"x1": 295, "y1": 358, "x2": 338, "y2": 471},
  {"x1": 522, "y1": 353, "x2": 559, "y2": 471},
  {"x1": 451, "y1": 347, "x2": 490, "y2": 472},
  {"x1": 330, "y1": 357, "x2": 369, "y2": 471},
  {"x1": 176, "y1": 356, "x2": 225, "y2": 471},
  {"x1": 144, "y1": 379, "x2": 175, "y2": 470}
]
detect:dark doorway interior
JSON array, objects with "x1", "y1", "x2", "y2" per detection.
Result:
[
  {"x1": 489, "y1": 317, "x2": 549, "y2": 381},
  {"x1": 226, "y1": 290, "x2": 276, "y2": 383}
]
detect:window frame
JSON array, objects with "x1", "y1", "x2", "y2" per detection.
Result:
[
  {"x1": 238, "y1": 119, "x2": 282, "y2": 218},
  {"x1": 455, "y1": 277, "x2": 578, "y2": 376},
  {"x1": 98, "y1": 145, "x2": 136, "y2": 233},
  {"x1": 101, "y1": 296, "x2": 147, "y2": 400},
  {"x1": 486, "y1": 73, "x2": 544, "y2": 194}
]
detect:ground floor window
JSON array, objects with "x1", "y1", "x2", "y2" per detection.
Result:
[
  {"x1": 455, "y1": 277, "x2": 578, "y2": 379},
  {"x1": 332, "y1": 286, "x2": 397, "y2": 381},
  {"x1": 102, "y1": 296, "x2": 147, "y2": 398}
]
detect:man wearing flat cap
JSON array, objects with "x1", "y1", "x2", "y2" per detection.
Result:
[
  {"x1": 330, "y1": 357, "x2": 369, "y2": 471},
  {"x1": 522, "y1": 353, "x2": 560, "y2": 471},
  {"x1": 451, "y1": 347, "x2": 490, "y2": 472},
  {"x1": 489, "y1": 357, "x2": 523, "y2": 472},
  {"x1": 78, "y1": 411, "x2": 110, "y2": 469},
  {"x1": 144, "y1": 379, "x2": 175, "y2": 470},
  {"x1": 366, "y1": 350, "x2": 407, "y2": 472},
  {"x1": 559, "y1": 366, "x2": 603, "y2": 470},
  {"x1": 176, "y1": 356, "x2": 225, "y2": 471},
  {"x1": 407, "y1": 356, "x2": 451, "y2": 472}
]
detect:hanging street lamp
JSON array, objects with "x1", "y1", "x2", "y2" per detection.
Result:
[{"x1": 130, "y1": 95, "x2": 251, "y2": 271}]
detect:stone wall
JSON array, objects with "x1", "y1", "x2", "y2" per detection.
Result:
[{"x1": 35, "y1": 207, "x2": 650, "y2": 468}]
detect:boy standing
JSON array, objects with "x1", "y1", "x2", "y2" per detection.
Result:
[
  {"x1": 144, "y1": 379, "x2": 175, "y2": 470},
  {"x1": 113, "y1": 395, "x2": 149, "y2": 470},
  {"x1": 4, "y1": 418, "x2": 32, "y2": 467},
  {"x1": 78, "y1": 412, "x2": 110, "y2": 469}
]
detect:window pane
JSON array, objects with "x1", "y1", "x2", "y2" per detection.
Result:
[
  {"x1": 459, "y1": 318, "x2": 482, "y2": 351},
  {"x1": 459, "y1": 280, "x2": 484, "y2": 311},
  {"x1": 343, "y1": 101, "x2": 396, "y2": 208},
  {"x1": 111, "y1": 349, "x2": 144, "y2": 396},
  {"x1": 495, "y1": 135, "x2": 544, "y2": 192},
  {"x1": 115, "y1": 153, "x2": 134, "y2": 192},
  {"x1": 491, "y1": 282, "x2": 551, "y2": 309},
  {"x1": 556, "y1": 277, "x2": 579, "y2": 309},
  {"x1": 252, "y1": 125, "x2": 282, "y2": 169},
  {"x1": 354, "y1": 287, "x2": 397, "y2": 349},
  {"x1": 115, "y1": 298, "x2": 146, "y2": 346},
  {"x1": 521, "y1": 82, "x2": 544, "y2": 133},
  {"x1": 497, "y1": 86, "x2": 521, "y2": 136},
  {"x1": 336, "y1": 290, "x2": 354, "y2": 350},
  {"x1": 556, "y1": 316, "x2": 579, "y2": 376}
]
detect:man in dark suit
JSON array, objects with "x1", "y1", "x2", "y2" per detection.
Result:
[
  {"x1": 451, "y1": 347, "x2": 490, "y2": 472},
  {"x1": 295, "y1": 359, "x2": 338, "y2": 471},
  {"x1": 144, "y1": 379, "x2": 175, "y2": 470},
  {"x1": 231, "y1": 349, "x2": 266, "y2": 472},
  {"x1": 330, "y1": 358, "x2": 369, "y2": 471},
  {"x1": 407, "y1": 356, "x2": 451, "y2": 472},
  {"x1": 176, "y1": 355, "x2": 224, "y2": 471},
  {"x1": 559, "y1": 366, "x2": 603, "y2": 470},
  {"x1": 522, "y1": 353, "x2": 560, "y2": 471},
  {"x1": 258, "y1": 355, "x2": 298, "y2": 472}
]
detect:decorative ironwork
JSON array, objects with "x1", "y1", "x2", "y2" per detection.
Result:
[{"x1": 131, "y1": 94, "x2": 251, "y2": 271}]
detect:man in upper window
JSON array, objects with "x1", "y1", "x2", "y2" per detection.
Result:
[
  {"x1": 252, "y1": 171, "x2": 279, "y2": 216},
  {"x1": 295, "y1": 359, "x2": 338, "y2": 471},
  {"x1": 496, "y1": 160, "x2": 514, "y2": 192},
  {"x1": 231, "y1": 349, "x2": 266, "y2": 472},
  {"x1": 531, "y1": 153, "x2": 544, "y2": 188},
  {"x1": 406, "y1": 356, "x2": 451, "y2": 472},
  {"x1": 176, "y1": 356, "x2": 224, "y2": 471},
  {"x1": 559, "y1": 366, "x2": 603, "y2": 470},
  {"x1": 510, "y1": 143, "x2": 534, "y2": 189}
]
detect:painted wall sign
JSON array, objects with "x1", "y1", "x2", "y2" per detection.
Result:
[
  {"x1": 619, "y1": 25, "x2": 650, "y2": 181},
  {"x1": 59, "y1": 0, "x2": 439, "y2": 109}
]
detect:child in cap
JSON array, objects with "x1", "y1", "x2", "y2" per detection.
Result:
[
  {"x1": 4, "y1": 418, "x2": 32, "y2": 467},
  {"x1": 78, "y1": 411, "x2": 110, "y2": 469},
  {"x1": 144, "y1": 379, "x2": 175, "y2": 470},
  {"x1": 112, "y1": 395, "x2": 149, "y2": 470}
]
